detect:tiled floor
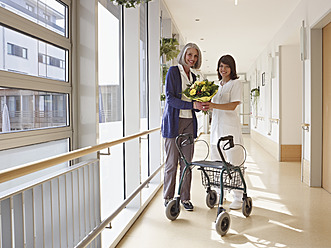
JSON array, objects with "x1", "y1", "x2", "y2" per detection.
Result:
[{"x1": 116, "y1": 134, "x2": 331, "y2": 248}]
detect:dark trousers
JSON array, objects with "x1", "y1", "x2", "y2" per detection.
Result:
[{"x1": 163, "y1": 118, "x2": 194, "y2": 201}]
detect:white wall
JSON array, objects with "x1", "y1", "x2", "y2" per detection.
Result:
[
  {"x1": 279, "y1": 45, "x2": 302, "y2": 145},
  {"x1": 247, "y1": 0, "x2": 331, "y2": 185}
]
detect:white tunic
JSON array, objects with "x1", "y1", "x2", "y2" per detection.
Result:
[{"x1": 210, "y1": 79, "x2": 243, "y2": 146}]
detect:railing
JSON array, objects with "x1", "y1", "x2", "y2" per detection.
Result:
[
  {"x1": 0, "y1": 127, "x2": 161, "y2": 247},
  {"x1": 0, "y1": 127, "x2": 160, "y2": 184}
]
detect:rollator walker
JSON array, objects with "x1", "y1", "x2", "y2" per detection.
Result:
[{"x1": 165, "y1": 133, "x2": 253, "y2": 236}]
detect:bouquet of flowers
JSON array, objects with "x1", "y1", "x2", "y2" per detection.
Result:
[{"x1": 182, "y1": 79, "x2": 219, "y2": 114}]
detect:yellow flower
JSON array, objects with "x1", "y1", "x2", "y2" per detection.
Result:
[
  {"x1": 201, "y1": 86, "x2": 207, "y2": 92},
  {"x1": 189, "y1": 89, "x2": 196, "y2": 96},
  {"x1": 201, "y1": 81, "x2": 206, "y2": 85},
  {"x1": 195, "y1": 81, "x2": 201, "y2": 86}
]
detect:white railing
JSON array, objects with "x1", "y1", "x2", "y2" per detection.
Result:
[
  {"x1": 0, "y1": 127, "x2": 161, "y2": 248},
  {"x1": 0, "y1": 159, "x2": 100, "y2": 248}
]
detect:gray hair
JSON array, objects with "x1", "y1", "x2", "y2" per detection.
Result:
[{"x1": 177, "y1": 43, "x2": 202, "y2": 69}]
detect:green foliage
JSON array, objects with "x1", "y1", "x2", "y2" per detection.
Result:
[
  {"x1": 250, "y1": 87, "x2": 260, "y2": 112},
  {"x1": 160, "y1": 38, "x2": 180, "y2": 62},
  {"x1": 161, "y1": 65, "x2": 169, "y2": 85},
  {"x1": 109, "y1": 0, "x2": 152, "y2": 8},
  {"x1": 250, "y1": 87, "x2": 260, "y2": 98},
  {"x1": 160, "y1": 93, "x2": 166, "y2": 101}
]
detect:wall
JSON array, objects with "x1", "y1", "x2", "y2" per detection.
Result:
[
  {"x1": 279, "y1": 45, "x2": 302, "y2": 161},
  {"x1": 247, "y1": 0, "x2": 331, "y2": 185}
]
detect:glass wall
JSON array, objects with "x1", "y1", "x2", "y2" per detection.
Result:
[
  {"x1": 97, "y1": 2, "x2": 124, "y2": 220},
  {"x1": 139, "y1": 3, "x2": 149, "y2": 183}
]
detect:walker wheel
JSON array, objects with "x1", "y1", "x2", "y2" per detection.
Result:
[
  {"x1": 242, "y1": 197, "x2": 253, "y2": 217},
  {"x1": 165, "y1": 199, "x2": 180, "y2": 221},
  {"x1": 215, "y1": 211, "x2": 231, "y2": 236},
  {"x1": 206, "y1": 190, "x2": 218, "y2": 208}
]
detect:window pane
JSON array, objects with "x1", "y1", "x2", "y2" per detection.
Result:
[
  {"x1": 140, "y1": 4, "x2": 149, "y2": 184},
  {"x1": 0, "y1": 24, "x2": 68, "y2": 81},
  {"x1": 0, "y1": 87, "x2": 68, "y2": 133},
  {"x1": 97, "y1": 2, "x2": 123, "y2": 221},
  {"x1": 0, "y1": 138, "x2": 69, "y2": 193},
  {"x1": 0, "y1": 0, "x2": 68, "y2": 37}
]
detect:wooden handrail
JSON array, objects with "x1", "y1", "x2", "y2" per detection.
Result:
[
  {"x1": 269, "y1": 118, "x2": 280, "y2": 124},
  {"x1": 0, "y1": 127, "x2": 161, "y2": 184}
]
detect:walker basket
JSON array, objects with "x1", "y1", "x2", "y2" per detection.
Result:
[{"x1": 200, "y1": 166, "x2": 245, "y2": 189}]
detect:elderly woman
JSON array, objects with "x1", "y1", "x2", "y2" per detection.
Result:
[{"x1": 161, "y1": 43, "x2": 206, "y2": 211}]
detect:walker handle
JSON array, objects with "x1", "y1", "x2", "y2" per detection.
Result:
[
  {"x1": 217, "y1": 135, "x2": 234, "y2": 180},
  {"x1": 175, "y1": 133, "x2": 194, "y2": 163}
]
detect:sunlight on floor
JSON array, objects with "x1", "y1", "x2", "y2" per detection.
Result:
[
  {"x1": 268, "y1": 220, "x2": 303, "y2": 233},
  {"x1": 247, "y1": 174, "x2": 266, "y2": 189}
]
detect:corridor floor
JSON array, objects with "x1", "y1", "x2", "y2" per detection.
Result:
[{"x1": 116, "y1": 134, "x2": 331, "y2": 248}]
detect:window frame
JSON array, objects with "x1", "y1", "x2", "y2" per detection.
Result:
[{"x1": 0, "y1": 0, "x2": 72, "y2": 151}]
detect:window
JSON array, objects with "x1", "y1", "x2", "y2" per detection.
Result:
[
  {"x1": 38, "y1": 53, "x2": 65, "y2": 69},
  {"x1": 0, "y1": 87, "x2": 68, "y2": 132},
  {"x1": 0, "y1": 0, "x2": 68, "y2": 37},
  {"x1": 1, "y1": 25, "x2": 68, "y2": 81},
  {"x1": 26, "y1": 4, "x2": 34, "y2": 12},
  {"x1": 97, "y1": 1, "x2": 123, "y2": 221},
  {"x1": 0, "y1": 0, "x2": 71, "y2": 172},
  {"x1": 7, "y1": 43, "x2": 28, "y2": 59}
]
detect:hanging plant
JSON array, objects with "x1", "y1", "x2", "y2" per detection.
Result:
[
  {"x1": 160, "y1": 38, "x2": 180, "y2": 62},
  {"x1": 250, "y1": 87, "x2": 260, "y2": 114},
  {"x1": 250, "y1": 87, "x2": 260, "y2": 98},
  {"x1": 109, "y1": 0, "x2": 152, "y2": 8}
]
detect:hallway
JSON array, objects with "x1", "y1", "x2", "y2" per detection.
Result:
[{"x1": 116, "y1": 134, "x2": 331, "y2": 248}]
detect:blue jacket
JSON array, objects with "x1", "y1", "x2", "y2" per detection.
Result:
[{"x1": 161, "y1": 66, "x2": 198, "y2": 138}]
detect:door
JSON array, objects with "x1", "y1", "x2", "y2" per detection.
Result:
[{"x1": 322, "y1": 22, "x2": 331, "y2": 193}]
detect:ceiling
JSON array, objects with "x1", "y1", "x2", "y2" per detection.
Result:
[{"x1": 161, "y1": 0, "x2": 302, "y2": 76}]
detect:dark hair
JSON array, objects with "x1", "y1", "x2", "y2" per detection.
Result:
[{"x1": 216, "y1": 54, "x2": 239, "y2": 81}]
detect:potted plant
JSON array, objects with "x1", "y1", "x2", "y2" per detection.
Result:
[
  {"x1": 250, "y1": 87, "x2": 260, "y2": 115},
  {"x1": 160, "y1": 38, "x2": 180, "y2": 62},
  {"x1": 109, "y1": 0, "x2": 152, "y2": 8}
]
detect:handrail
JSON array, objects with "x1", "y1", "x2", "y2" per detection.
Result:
[
  {"x1": 269, "y1": 118, "x2": 280, "y2": 124},
  {"x1": 75, "y1": 162, "x2": 164, "y2": 248},
  {"x1": 0, "y1": 127, "x2": 161, "y2": 184}
]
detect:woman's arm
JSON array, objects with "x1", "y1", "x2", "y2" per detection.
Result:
[{"x1": 209, "y1": 101, "x2": 240, "y2": 111}]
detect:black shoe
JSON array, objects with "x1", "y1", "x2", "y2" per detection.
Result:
[
  {"x1": 164, "y1": 198, "x2": 173, "y2": 207},
  {"x1": 181, "y1": 200, "x2": 194, "y2": 211}
]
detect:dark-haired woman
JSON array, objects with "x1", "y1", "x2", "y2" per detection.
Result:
[{"x1": 208, "y1": 54, "x2": 244, "y2": 210}]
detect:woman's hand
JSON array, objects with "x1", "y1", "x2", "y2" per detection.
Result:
[{"x1": 194, "y1": 101, "x2": 210, "y2": 111}]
